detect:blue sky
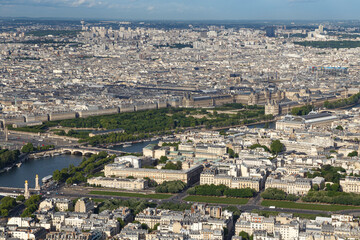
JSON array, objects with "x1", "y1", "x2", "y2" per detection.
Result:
[{"x1": 0, "y1": 0, "x2": 358, "y2": 20}]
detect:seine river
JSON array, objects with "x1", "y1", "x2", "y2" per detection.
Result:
[
  {"x1": 0, "y1": 155, "x2": 83, "y2": 189},
  {"x1": 0, "y1": 140, "x2": 159, "y2": 188}
]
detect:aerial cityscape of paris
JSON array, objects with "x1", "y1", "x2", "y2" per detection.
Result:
[{"x1": 1, "y1": 0, "x2": 360, "y2": 239}]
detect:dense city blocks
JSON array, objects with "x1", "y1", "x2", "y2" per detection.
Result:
[{"x1": 1, "y1": 14, "x2": 360, "y2": 240}]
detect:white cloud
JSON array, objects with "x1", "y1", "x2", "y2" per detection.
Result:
[
  {"x1": 0, "y1": 0, "x2": 106, "y2": 8},
  {"x1": 71, "y1": 0, "x2": 102, "y2": 7}
]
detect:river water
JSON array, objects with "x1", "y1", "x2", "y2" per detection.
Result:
[
  {"x1": 110, "y1": 140, "x2": 159, "y2": 152},
  {"x1": 247, "y1": 121, "x2": 275, "y2": 129},
  {"x1": 0, "y1": 140, "x2": 159, "y2": 188},
  {"x1": 0, "y1": 155, "x2": 83, "y2": 189}
]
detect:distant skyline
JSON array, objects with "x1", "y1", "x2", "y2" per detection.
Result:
[{"x1": 0, "y1": 0, "x2": 359, "y2": 21}]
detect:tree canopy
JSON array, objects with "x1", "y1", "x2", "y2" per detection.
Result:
[
  {"x1": 291, "y1": 105, "x2": 313, "y2": 116},
  {"x1": 155, "y1": 181, "x2": 187, "y2": 193},
  {"x1": 307, "y1": 165, "x2": 346, "y2": 184},
  {"x1": 261, "y1": 188, "x2": 299, "y2": 201},
  {"x1": 270, "y1": 140, "x2": 285, "y2": 155},
  {"x1": 348, "y1": 151, "x2": 358, "y2": 157},
  {"x1": 187, "y1": 184, "x2": 256, "y2": 198},
  {"x1": 162, "y1": 161, "x2": 182, "y2": 170},
  {"x1": 0, "y1": 149, "x2": 20, "y2": 169}
]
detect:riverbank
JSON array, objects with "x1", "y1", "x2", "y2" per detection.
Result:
[
  {"x1": 0, "y1": 153, "x2": 29, "y2": 174},
  {"x1": 99, "y1": 137, "x2": 160, "y2": 149},
  {"x1": 28, "y1": 149, "x2": 64, "y2": 159}
]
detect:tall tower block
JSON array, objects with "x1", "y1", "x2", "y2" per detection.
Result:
[
  {"x1": 24, "y1": 180, "x2": 30, "y2": 199},
  {"x1": 35, "y1": 175, "x2": 40, "y2": 191}
]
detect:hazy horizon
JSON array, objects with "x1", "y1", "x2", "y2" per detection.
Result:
[{"x1": 0, "y1": 0, "x2": 359, "y2": 21}]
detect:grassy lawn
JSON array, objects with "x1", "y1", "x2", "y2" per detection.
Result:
[
  {"x1": 184, "y1": 195, "x2": 249, "y2": 205},
  {"x1": 262, "y1": 200, "x2": 360, "y2": 211},
  {"x1": 89, "y1": 190, "x2": 172, "y2": 199}
]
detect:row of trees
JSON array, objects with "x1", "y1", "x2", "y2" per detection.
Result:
[
  {"x1": 0, "y1": 196, "x2": 17, "y2": 217},
  {"x1": 158, "y1": 202, "x2": 192, "y2": 211},
  {"x1": 290, "y1": 105, "x2": 314, "y2": 116},
  {"x1": 261, "y1": 188, "x2": 299, "y2": 201},
  {"x1": 155, "y1": 180, "x2": 187, "y2": 193},
  {"x1": 295, "y1": 41, "x2": 360, "y2": 49},
  {"x1": 187, "y1": 184, "x2": 256, "y2": 198},
  {"x1": 99, "y1": 198, "x2": 156, "y2": 214},
  {"x1": 266, "y1": 182, "x2": 353, "y2": 205},
  {"x1": 324, "y1": 92, "x2": 360, "y2": 109},
  {"x1": 154, "y1": 43, "x2": 193, "y2": 49},
  {"x1": 302, "y1": 191, "x2": 360, "y2": 206},
  {"x1": 0, "y1": 149, "x2": 20, "y2": 169},
  {"x1": 53, "y1": 151, "x2": 115, "y2": 184},
  {"x1": 54, "y1": 129, "x2": 91, "y2": 139},
  {"x1": 285, "y1": 92, "x2": 360, "y2": 116},
  {"x1": 21, "y1": 143, "x2": 55, "y2": 153},
  {"x1": 82, "y1": 132, "x2": 153, "y2": 146},
  {"x1": 21, "y1": 195, "x2": 41, "y2": 217}
]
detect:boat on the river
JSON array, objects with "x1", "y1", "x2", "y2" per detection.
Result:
[
  {"x1": 4, "y1": 167, "x2": 12, "y2": 172},
  {"x1": 16, "y1": 163, "x2": 22, "y2": 168},
  {"x1": 122, "y1": 142, "x2": 132, "y2": 148},
  {"x1": 42, "y1": 175, "x2": 53, "y2": 183}
]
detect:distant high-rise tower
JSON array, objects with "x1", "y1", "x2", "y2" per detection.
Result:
[
  {"x1": 265, "y1": 26, "x2": 276, "y2": 37},
  {"x1": 81, "y1": 20, "x2": 86, "y2": 31},
  {"x1": 35, "y1": 175, "x2": 40, "y2": 191},
  {"x1": 319, "y1": 24, "x2": 324, "y2": 34},
  {"x1": 24, "y1": 180, "x2": 30, "y2": 199}
]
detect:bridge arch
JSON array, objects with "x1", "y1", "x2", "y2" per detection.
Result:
[
  {"x1": 63, "y1": 150, "x2": 72, "y2": 155},
  {"x1": 72, "y1": 151, "x2": 83, "y2": 156}
]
